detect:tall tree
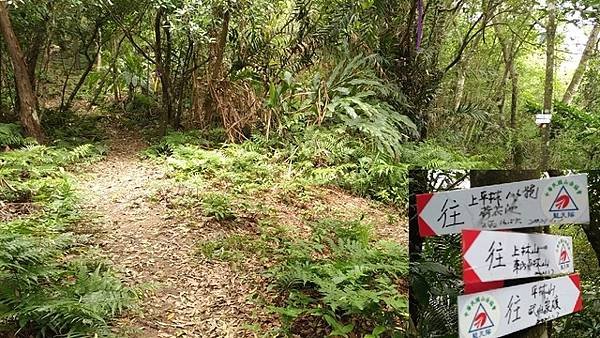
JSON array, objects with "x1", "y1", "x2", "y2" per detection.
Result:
[
  {"x1": 541, "y1": 0, "x2": 557, "y2": 171},
  {"x1": 0, "y1": 1, "x2": 45, "y2": 143},
  {"x1": 562, "y1": 22, "x2": 600, "y2": 105}
]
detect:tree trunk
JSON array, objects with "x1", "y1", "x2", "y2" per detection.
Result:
[
  {"x1": 582, "y1": 171, "x2": 600, "y2": 267},
  {"x1": 155, "y1": 7, "x2": 173, "y2": 136},
  {"x1": 63, "y1": 31, "x2": 102, "y2": 111},
  {"x1": 496, "y1": 65, "x2": 509, "y2": 119},
  {"x1": 201, "y1": 7, "x2": 230, "y2": 127},
  {"x1": 453, "y1": 65, "x2": 465, "y2": 111},
  {"x1": 541, "y1": 0, "x2": 556, "y2": 171},
  {"x1": 470, "y1": 170, "x2": 547, "y2": 338},
  {"x1": 562, "y1": 23, "x2": 600, "y2": 105},
  {"x1": 495, "y1": 21, "x2": 523, "y2": 168},
  {"x1": 509, "y1": 63, "x2": 524, "y2": 168},
  {"x1": 407, "y1": 169, "x2": 430, "y2": 335},
  {"x1": 25, "y1": 29, "x2": 45, "y2": 93},
  {"x1": 0, "y1": 2, "x2": 45, "y2": 143},
  {"x1": 96, "y1": 30, "x2": 102, "y2": 71},
  {"x1": 164, "y1": 18, "x2": 175, "y2": 127},
  {"x1": 0, "y1": 48, "x2": 4, "y2": 119}
]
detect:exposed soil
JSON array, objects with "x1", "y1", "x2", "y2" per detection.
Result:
[
  {"x1": 73, "y1": 124, "x2": 408, "y2": 337},
  {"x1": 76, "y1": 127, "x2": 270, "y2": 338}
]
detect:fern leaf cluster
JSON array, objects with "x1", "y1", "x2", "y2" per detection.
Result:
[
  {"x1": 269, "y1": 219, "x2": 409, "y2": 336},
  {"x1": 0, "y1": 143, "x2": 135, "y2": 336}
]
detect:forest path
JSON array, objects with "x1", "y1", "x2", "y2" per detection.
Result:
[{"x1": 75, "y1": 126, "x2": 262, "y2": 338}]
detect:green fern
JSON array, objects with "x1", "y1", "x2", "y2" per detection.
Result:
[
  {"x1": 0, "y1": 123, "x2": 27, "y2": 148},
  {"x1": 269, "y1": 219, "x2": 409, "y2": 336},
  {"x1": 1, "y1": 142, "x2": 135, "y2": 336}
]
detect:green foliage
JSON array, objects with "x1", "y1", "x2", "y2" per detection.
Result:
[
  {"x1": 409, "y1": 258, "x2": 461, "y2": 336},
  {"x1": 42, "y1": 110, "x2": 106, "y2": 147},
  {"x1": 151, "y1": 128, "x2": 490, "y2": 208},
  {"x1": 144, "y1": 129, "x2": 229, "y2": 159},
  {"x1": 545, "y1": 101, "x2": 600, "y2": 167},
  {"x1": 197, "y1": 233, "x2": 271, "y2": 262},
  {"x1": 0, "y1": 143, "x2": 136, "y2": 336},
  {"x1": 269, "y1": 55, "x2": 417, "y2": 158},
  {"x1": 201, "y1": 192, "x2": 235, "y2": 221},
  {"x1": 555, "y1": 280, "x2": 600, "y2": 337},
  {"x1": 125, "y1": 93, "x2": 158, "y2": 116},
  {"x1": 0, "y1": 144, "x2": 103, "y2": 184},
  {"x1": 268, "y1": 219, "x2": 408, "y2": 336},
  {"x1": 0, "y1": 123, "x2": 28, "y2": 148}
]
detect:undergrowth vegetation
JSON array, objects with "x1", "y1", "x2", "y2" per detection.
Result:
[
  {"x1": 144, "y1": 125, "x2": 488, "y2": 336},
  {"x1": 0, "y1": 133, "x2": 136, "y2": 336},
  {"x1": 146, "y1": 128, "x2": 491, "y2": 207},
  {"x1": 268, "y1": 219, "x2": 408, "y2": 337}
]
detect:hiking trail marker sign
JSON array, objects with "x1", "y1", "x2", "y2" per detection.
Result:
[
  {"x1": 458, "y1": 274, "x2": 583, "y2": 338},
  {"x1": 462, "y1": 229, "x2": 574, "y2": 284},
  {"x1": 417, "y1": 174, "x2": 589, "y2": 237}
]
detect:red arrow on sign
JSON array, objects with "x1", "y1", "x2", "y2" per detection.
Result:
[
  {"x1": 462, "y1": 229, "x2": 504, "y2": 294},
  {"x1": 416, "y1": 193, "x2": 435, "y2": 237}
]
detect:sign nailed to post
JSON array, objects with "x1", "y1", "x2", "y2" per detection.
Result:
[
  {"x1": 417, "y1": 174, "x2": 589, "y2": 237},
  {"x1": 458, "y1": 274, "x2": 583, "y2": 338},
  {"x1": 462, "y1": 229, "x2": 574, "y2": 284},
  {"x1": 535, "y1": 113, "x2": 552, "y2": 125}
]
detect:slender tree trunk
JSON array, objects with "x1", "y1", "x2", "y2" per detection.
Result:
[
  {"x1": 0, "y1": 1, "x2": 45, "y2": 143},
  {"x1": 407, "y1": 169, "x2": 430, "y2": 335},
  {"x1": 201, "y1": 7, "x2": 230, "y2": 127},
  {"x1": 26, "y1": 29, "x2": 45, "y2": 93},
  {"x1": 496, "y1": 65, "x2": 509, "y2": 118},
  {"x1": 111, "y1": 37, "x2": 121, "y2": 104},
  {"x1": 96, "y1": 30, "x2": 102, "y2": 71},
  {"x1": 63, "y1": 29, "x2": 102, "y2": 111},
  {"x1": 453, "y1": 65, "x2": 465, "y2": 111},
  {"x1": 582, "y1": 172, "x2": 600, "y2": 266},
  {"x1": 164, "y1": 18, "x2": 174, "y2": 127},
  {"x1": 562, "y1": 23, "x2": 600, "y2": 105},
  {"x1": 541, "y1": 0, "x2": 556, "y2": 171},
  {"x1": 0, "y1": 48, "x2": 4, "y2": 119},
  {"x1": 89, "y1": 34, "x2": 125, "y2": 108},
  {"x1": 495, "y1": 21, "x2": 523, "y2": 168},
  {"x1": 155, "y1": 7, "x2": 173, "y2": 136},
  {"x1": 509, "y1": 63, "x2": 524, "y2": 168}
]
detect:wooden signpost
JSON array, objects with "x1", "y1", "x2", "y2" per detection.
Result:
[
  {"x1": 416, "y1": 173, "x2": 590, "y2": 338},
  {"x1": 416, "y1": 174, "x2": 589, "y2": 237}
]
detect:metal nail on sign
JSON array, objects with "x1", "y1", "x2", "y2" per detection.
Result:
[
  {"x1": 417, "y1": 174, "x2": 589, "y2": 237},
  {"x1": 462, "y1": 229, "x2": 574, "y2": 284},
  {"x1": 458, "y1": 274, "x2": 583, "y2": 338}
]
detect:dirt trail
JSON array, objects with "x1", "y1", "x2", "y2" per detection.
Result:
[{"x1": 76, "y1": 127, "x2": 263, "y2": 338}]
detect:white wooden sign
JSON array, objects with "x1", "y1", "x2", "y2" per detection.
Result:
[
  {"x1": 458, "y1": 274, "x2": 583, "y2": 338},
  {"x1": 417, "y1": 174, "x2": 589, "y2": 237},
  {"x1": 462, "y1": 229, "x2": 574, "y2": 284},
  {"x1": 535, "y1": 113, "x2": 552, "y2": 125}
]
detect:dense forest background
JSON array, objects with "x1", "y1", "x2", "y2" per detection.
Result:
[{"x1": 2, "y1": 0, "x2": 600, "y2": 337}]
